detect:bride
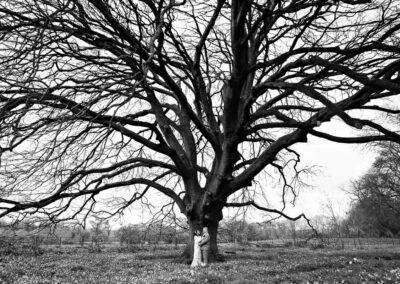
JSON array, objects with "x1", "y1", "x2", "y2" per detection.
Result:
[{"x1": 191, "y1": 230, "x2": 202, "y2": 267}]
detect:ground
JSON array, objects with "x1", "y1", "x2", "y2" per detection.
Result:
[{"x1": 0, "y1": 244, "x2": 400, "y2": 283}]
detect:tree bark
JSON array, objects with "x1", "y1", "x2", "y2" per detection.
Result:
[
  {"x1": 181, "y1": 188, "x2": 225, "y2": 263},
  {"x1": 182, "y1": 219, "x2": 200, "y2": 263},
  {"x1": 182, "y1": 218, "x2": 223, "y2": 263},
  {"x1": 207, "y1": 221, "x2": 222, "y2": 262}
]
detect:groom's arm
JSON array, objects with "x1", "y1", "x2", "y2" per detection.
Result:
[{"x1": 199, "y1": 233, "x2": 210, "y2": 246}]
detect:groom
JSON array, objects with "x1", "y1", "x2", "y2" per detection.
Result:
[{"x1": 199, "y1": 227, "x2": 210, "y2": 266}]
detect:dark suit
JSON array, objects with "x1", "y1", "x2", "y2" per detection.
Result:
[{"x1": 199, "y1": 232, "x2": 210, "y2": 251}]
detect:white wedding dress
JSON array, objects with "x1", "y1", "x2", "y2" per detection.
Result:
[{"x1": 191, "y1": 235, "x2": 202, "y2": 267}]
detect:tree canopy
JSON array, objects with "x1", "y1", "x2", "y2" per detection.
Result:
[
  {"x1": 1, "y1": 0, "x2": 400, "y2": 253},
  {"x1": 347, "y1": 141, "x2": 400, "y2": 237}
]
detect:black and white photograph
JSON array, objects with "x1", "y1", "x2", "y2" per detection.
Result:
[{"x1": 0, "y1": 0, "x2": 400, "y2": 282}]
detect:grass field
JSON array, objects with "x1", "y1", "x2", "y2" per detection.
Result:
[{"x1": 1, "y1": 244, "x2": 400, "y2": 283}]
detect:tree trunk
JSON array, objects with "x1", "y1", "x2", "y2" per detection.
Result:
[
  {"x1": 207, "y1": 221, "x2": 222, "y2": 262},
  {"x1": 182, "y1": 218, "x2": 223, "y2": 263},
  {"x1": 182, "y1": 219, "x2": 199, "y2": 263},
  {"x1": 181, "y1": 190, "x2": 225, "y2": 263}
]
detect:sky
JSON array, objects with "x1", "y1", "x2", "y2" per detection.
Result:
[
  {"x1": 290, "y1": 134, "x2": 376, "y2": 217},
  {"x1": 264, "y1": 118, "x2": 377, "y2": 221},
  {"x1": 239, "y1": 118, "x2": 378, "y2": 223}
]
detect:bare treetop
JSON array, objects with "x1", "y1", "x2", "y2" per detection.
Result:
[{"x1": 1, "y1": 0, "x2": 400, "y2": 257}]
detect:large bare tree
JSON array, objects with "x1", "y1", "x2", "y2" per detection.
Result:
[{"x1": 1, "y1": 0, "x2": 400, "y2": 259}]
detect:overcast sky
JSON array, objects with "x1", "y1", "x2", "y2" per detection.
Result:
[
  {"x1": 218, "y1": 117, "x2": 378, "y2": 225},
  {"x1": 292, "y1": 135, "x2": 376, "y2": 217},
  {"x1": 250, "y1": 118, "x2": 377, "y2": 222}
]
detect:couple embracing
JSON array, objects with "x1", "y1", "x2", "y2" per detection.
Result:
[{"x1": 191, "y1": 227, "x2": 210, "y2": 267}]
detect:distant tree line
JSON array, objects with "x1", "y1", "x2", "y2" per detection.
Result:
[
  {"x1": 0, "y1": 217, "x2": 315, "y2": 248},
  {"x1": 344, "y1": 142, "x2": 400, "y2": 238},
  {"x1": 1, "y1": 209, "x2": 398, "y2": 251},
  {"x1": 0, "y1": 219, "x2": 189, "y2": 247}
]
